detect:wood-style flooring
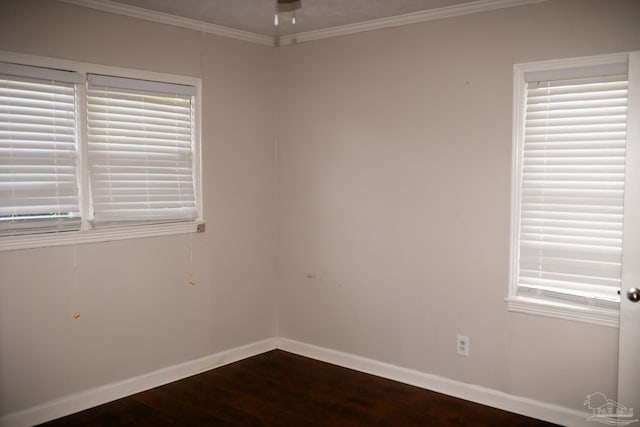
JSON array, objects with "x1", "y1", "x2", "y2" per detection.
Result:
[{"x1": 40, "y1": 350, "x2": 559, "y2": 426}]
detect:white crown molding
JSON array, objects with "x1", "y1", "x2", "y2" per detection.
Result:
[
  {"x1": 278, "y1": 0, "x2": 548, "y2": 46},
  {"x1": 58, "y1": 0, "x2": 547, "y2": 47},
  {"x1": 58, "y1": 0, "x2": 274, "y2": 46}
]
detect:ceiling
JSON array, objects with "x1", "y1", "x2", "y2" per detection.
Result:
[{"x1": 99, "y1": 0, "x2": 485, "y2": 37}]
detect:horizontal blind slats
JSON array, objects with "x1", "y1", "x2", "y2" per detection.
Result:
[
  {"x1": 516, "y1": 72, "x2": 628, "y2": 308},
  {"x1": 526, "y1": 106, "x2": 627, "y2": 119},
  {"x1": 0, "y1": 74, "x2": 80, "y2": 236},
  {"x1": 87, "y1": 105, "x2": 191, "y2": 121},
  {"x1": 87, "y1": 78, "x2": 196, "y2": 225},
  {"x1": 88, "y1": 143, "x2": 193, "y2": 155},
  {"x1": 88, "y1": 119, "x2": 191, "y2": 134}
]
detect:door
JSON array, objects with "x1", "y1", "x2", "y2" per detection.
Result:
[{"x1": 618, "y1": 51, "x2": 640, "y2": 417}]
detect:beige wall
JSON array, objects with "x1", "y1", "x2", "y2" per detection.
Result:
[
  {"x1": 276, "y1": 0, "x2": 640, "y2": 412},
  {"x1": 0, "y1": 0, "x2": 277, "y2": 416},
  {"x1": 1, "y1": 0, "x2": 640, "y2": 420}
]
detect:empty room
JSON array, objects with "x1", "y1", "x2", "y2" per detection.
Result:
[{"x1": 1, "y1": 0, "x2": 639, "y2": 425}]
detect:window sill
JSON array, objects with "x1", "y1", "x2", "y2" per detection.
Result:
[
  {"x1": 0, "y1": 221, "x2": 204, "y2": 251},
  {"x1": 506, "y1": 296, "x2": 619, "y2": 328}
]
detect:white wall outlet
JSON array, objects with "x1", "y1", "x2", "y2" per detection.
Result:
[{"x1": 457, "y1": 334, "x2": 469, "y2": 356}]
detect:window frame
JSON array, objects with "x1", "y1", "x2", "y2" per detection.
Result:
[
  {"x1": 507, "y1": 52, "x2": 631, "y2": 328},
  {"x1": 0, "y1": 51, "x2": 203, "y2": 251}
]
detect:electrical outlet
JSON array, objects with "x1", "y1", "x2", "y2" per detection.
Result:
[{"x1": 457, "y1": 334, "x2": 469, "y2": 356}]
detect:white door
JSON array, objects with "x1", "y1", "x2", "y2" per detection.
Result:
[{"x1": 618, "y1": 51, "x2": 640, "y2": 417}]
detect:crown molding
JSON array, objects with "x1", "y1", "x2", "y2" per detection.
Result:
[
  {"x1": 277, "y1": 0, "x2": 548, "y2": 46},
  {"x1": 59, "y1": 0, "x2": 547, "y2": 48},
  {"x1": 58, "y1": 0, "x2": 274, "y2": 46}
]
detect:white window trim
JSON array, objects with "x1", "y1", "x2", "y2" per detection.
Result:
[
  {"x1": 0, "y1": 51, "x2": 204, "y2": 251},
  {"x1": 507, "y1": 52, "x2": 631, "y2": 328}
]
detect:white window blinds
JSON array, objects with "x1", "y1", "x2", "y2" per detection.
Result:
[
  {"x1": 0, "y1": 63, "x2": 82, "y2": 236},
  {"x1": 87, "y1": 74, "x2": 197, "y2": 226},
  {"x1": 515, "y1": 70, "x2": 628, "y2": 310}
]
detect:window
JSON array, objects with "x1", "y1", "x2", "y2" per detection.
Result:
[
  {"x1": 0, "y1": 57, "x2": 201, "y2": 250},
  {"x1": 86, "y1": 74, "x2": 197, "y2": 226},
  {"x1": 0, "y1": 63, "x2": 84, "y2": 235},
  {"x1": 509, "y1": 53, "x2": 632, "y2": 327}
]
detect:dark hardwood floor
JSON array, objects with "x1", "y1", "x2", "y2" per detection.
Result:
[{"x1": 40, "y1": 350, "x2": 559, "y2": 426}]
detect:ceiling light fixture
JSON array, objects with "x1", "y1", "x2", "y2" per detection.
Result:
[{"x1": 274, "y1": 0, "x2": 301, "y2": 27}]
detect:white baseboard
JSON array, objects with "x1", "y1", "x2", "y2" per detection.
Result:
[
  {"x1": 276, "y1": 337, "x2": 590, "y2": 427},
  {"x1": 2, "y1": 336, "x2": 592, "y2": 427},
  {"x1": 0, "y1": 338, "x2": 277, "y2": 427}
]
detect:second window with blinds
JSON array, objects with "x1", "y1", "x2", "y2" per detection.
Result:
[
  {"x1": 508, "y1": 53, "x2": 633, "y2": 327},
  {"x1": 86, "y1": 74, "x2": 198, "y2": 227}
]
